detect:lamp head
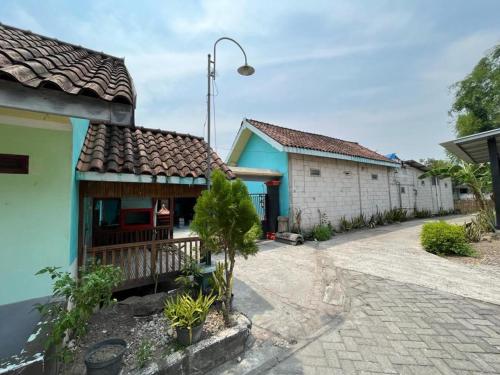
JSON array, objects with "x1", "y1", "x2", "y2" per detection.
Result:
[{"x1": 237, "y1": 64, "x2": 255, "y2": 76}]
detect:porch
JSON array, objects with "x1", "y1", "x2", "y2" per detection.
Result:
[{"x1": 79, "y1": 180, "x2": 206, "y2": 290}]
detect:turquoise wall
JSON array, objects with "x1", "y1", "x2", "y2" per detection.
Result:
[
  {"x1": 69, "y1": 118, "x2": 89, "y2": 264},
  {"x1": 236, "y1": 133, "x2": 289, "y2": 216},
  {"x1": 0, "y1": 123, "x2": 73, "y2": 305}
]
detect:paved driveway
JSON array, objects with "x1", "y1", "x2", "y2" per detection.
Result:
[{"x1": 211, "y1": 216, "x2": 500, "y2": 374}]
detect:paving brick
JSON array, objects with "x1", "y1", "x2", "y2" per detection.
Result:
[{"x1": 265, "y1": 270, "x2": 500, "y2": 374}]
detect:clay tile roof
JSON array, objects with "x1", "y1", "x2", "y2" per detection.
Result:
[
  {"x1": 77, "y1": 123, "x2": 234, "y2": 179},
  {"x1": 0, "y1": 23, "x2": 135, "y2": 105},
  {"x1": 246, "y1": 119, "x2": 396, "y2": 164}
]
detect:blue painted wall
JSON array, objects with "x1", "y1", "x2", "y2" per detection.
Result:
[
  {"x1": 69, "y1": 118, "x2": 90, "y2": 264},
  {"x1": 236, "y1": 133, "x2": 289, "y2": 216}
]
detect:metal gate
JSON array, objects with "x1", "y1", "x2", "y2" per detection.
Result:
[{"x1": 249, "y1": 193, "x2": 268, "y2": 233}]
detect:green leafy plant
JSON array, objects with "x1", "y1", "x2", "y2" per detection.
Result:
[
  {"x1": 312, "y1": 224, "x2": 332, "y2": 241},
  {"x1": 338, "y1": 216, "x2": 353, "y2": 232},
  {"x1": 464, "y1": 207, "x2": 497, "y2": 242},
  {"x1": 35, "y1": 265, "x2": 123, "y2": 359},
  {"x1": 210, "y1": 262, "x2": 228, "y2": 303},
  {"x1": 373, "y1": 210, "x2": 385, "y2": 226},
  {"x1": 164, "y1": 292, "x2": 216, "y2": 344},
  {"x1": 190, "y1": 169, "x2": 261, "y2": 325},
  {"x1": 175, "y1": 259, "x2": 203, "y2": 294},
  {"x1": 136, "y1": 339, "x2": 153, "y2": 369},
  {"x1": 351, "y1": 214, "x2": 366, "y2": 229},
  {"x1": 421, "y1": 221, "x2": 475, "y2": 256},
  {"x1": 414, "y1": 209, "x2": 432, "y2": 218}
]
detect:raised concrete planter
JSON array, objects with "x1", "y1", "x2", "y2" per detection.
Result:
[{"x1": 131, "y1": 313, "x2": 251, "y2": 375}]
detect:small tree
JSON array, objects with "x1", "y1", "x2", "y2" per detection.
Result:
[{"x1": 191, "y1": 169, "x2": 261, "y2": 325}]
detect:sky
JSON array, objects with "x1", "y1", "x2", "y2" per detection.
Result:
[{"x1": 2, "y1": 0, "x2": 500, "y2": 161}]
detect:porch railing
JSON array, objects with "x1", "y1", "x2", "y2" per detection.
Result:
[
  {"x1": 86, "y1": 237, "x2": 202, "y2": 290},
  {"x1": 92, "y1": 225, "x2": 172, "y2": 247}
]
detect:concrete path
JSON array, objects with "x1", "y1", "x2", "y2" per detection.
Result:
[
  {"x1": 210, "y1": 215, "x2": 500, "y2": 374},
  {"x1": 321, "y1": 215, "x2": 500, "y2": 306}
]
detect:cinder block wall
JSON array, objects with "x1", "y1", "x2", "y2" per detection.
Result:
[{"x1": 288, "y1": 154, "x2": 454, "y2": 230}]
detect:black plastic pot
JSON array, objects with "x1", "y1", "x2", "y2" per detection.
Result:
[
  {"x1": 84, "y1": 338, "x2": 127, "y2": 375},
  {"x1": 176, "y1": 322, "x2": 204, "y2": 346}
]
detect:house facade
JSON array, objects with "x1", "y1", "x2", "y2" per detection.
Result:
[
  {"x1": 228, "y1": 119, "x2": 454, "y2": 230},
  {"x1": 0, "y1": 23, "x2": 135, "y2": 366}
]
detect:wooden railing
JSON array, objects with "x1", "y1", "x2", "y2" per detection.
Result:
[
  {"x1": 86, "y1": 237, "x2": 202, "y2": 290},
  {"x1": 92, "y1": 226, "x2": 172, "y2": 247}
]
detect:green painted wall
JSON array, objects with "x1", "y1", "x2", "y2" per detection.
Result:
[{"x1": 0, "y1": 123, "x2": 72, "y2": 305}]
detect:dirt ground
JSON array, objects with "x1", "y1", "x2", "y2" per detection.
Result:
[
  {"x1": 447, "y1": 235, "x2": 500, "y2": 268},
  {"x1": 61, "y1": 303, "x2": 225, "y2": 374}
]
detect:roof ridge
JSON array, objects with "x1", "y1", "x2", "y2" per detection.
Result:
[
  {"x1": 0, "y1": 22, "x2": 124, "y2": 61},
  {"x1": 246, "y1": 118, "x2": 359, "y2": 145}
]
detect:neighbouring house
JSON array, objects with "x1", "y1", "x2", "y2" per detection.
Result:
[
  {"x1": 385, "y1": 155, "x2": 454, "y2": 214},
  {"x1": 227, "y1": 119, "x2": 454, "y2": 230},
  {"x1": 0, "y1": 23, "x2": 230, "y2": 372}
]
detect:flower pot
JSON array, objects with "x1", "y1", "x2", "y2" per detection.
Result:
[
  {"x1": 175, "y1": 322, "x2": 204, "y2": 346},
  {"x1": 84, "y1": 338, "x2": 126, "y2": 375}
]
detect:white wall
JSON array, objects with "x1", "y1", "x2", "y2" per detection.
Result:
[
  {"x1": 288, "y1": 154, "x2": 454, "y2": 230},
  {"x1": 288, "y1": 154, "x2": 392, "y2": 229}
]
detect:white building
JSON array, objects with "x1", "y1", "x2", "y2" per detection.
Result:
[{"x1": 228, "y1": 119, "x2": 454, "y2": 230}]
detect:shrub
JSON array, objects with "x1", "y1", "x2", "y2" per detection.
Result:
[
  {"x1": 414, "y1": 209, "x2": 432, "y2": 218},
  {"x1": 463, "y1": 207, "x2": 497, "y2": 242},
  {"x1": 312, "y1": 224, "x2": 332, "y2": 241},
  {"x1": 421, "y1": 221, "x2": 475, "y2": 256},
  {"x1": 136, "y1": 340, "x2": 153, "y2": 368},
  {"x1": 35, "y1": 265, "x2": 123, "y2": 358},
  {"x1": 338, "y1": 216, "x2": 352, "y2": 232}
]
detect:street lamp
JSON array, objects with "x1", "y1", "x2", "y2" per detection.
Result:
[{"x1": 206, "y1": 37, "x2": 254, "y2": 189}]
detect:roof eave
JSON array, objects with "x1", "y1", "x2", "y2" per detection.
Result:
[
  {"x1": 76, "y1": 171, "x2": 207, "y2": 185},
  {"x1": 0, "y1": 80, "x2": 134, "y2": 126}
]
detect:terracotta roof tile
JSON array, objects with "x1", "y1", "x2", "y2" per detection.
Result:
[
  {"x1": 246, "y1": 119, "x2": 396, "y2": 164},
  {"x1": 0, "y1": 23, "x2": 135, "y2": 105},
  {"x1": 77, "y1": 123, "x2": 234, "y2": 179}
]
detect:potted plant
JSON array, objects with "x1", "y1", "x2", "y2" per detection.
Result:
[
  {"x1": 164, "y1": 292, "x2": 216, "y2": 346},
  {"x1": 84, "y1": 338, "x2": 127, "y2": 375}
]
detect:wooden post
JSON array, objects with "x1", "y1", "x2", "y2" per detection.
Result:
[{"x1": 487, "y1": 137, "x2": 500, "y2": 229}]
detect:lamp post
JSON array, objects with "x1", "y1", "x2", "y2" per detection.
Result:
[{"x1": 206, "y1": 37, "x2": 254, "y2": 189}]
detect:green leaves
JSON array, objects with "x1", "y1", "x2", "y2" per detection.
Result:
[
  {"x1": 164, "y1": 292, "x2": 216, "y2": 330},
  {"x1": 451, "y1": 44, "x2": 500, "y2": 137},
  {"x1": 421, "y1": 221, "x2": 475, "y2": 257},
  {"x1": 35, "y1": 265, "x2": 123, "y2": 356},
  {"x1": 190, "y1": 169, "x2": 261, "y2": 325}
]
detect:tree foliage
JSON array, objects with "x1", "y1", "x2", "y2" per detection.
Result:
[
  {"x1": 190, "y1": 169, "x2": 261, "y2": 325},
  {"x1": 451, "y1": 44, "x2": 500, "y2": 137}
]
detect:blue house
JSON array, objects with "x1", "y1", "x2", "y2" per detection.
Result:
[{"x1": 227, "y1": 119, "x2": 402, "y2": 231}]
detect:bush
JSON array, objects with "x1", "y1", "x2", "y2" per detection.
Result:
[
  {"x1": 312, "y1": 224, "x2": 332, "y2": 241},
  {"x1": 414, "y1": 209, "x2": 432, "y2": 218},
  {"x1": 421, "y1": 221, "x2": 475, "y2": 256},
  {"x1": 35, "y1": 265, "x2": 123, "y2": 358}
]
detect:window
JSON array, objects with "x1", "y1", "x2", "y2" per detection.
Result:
[
  {"x1": 371, "y1": 174, "x2": 378, "y2": 180},
  {"x1": 421, "y1": 180, "x2": 425, "y2": 186},
  {"x1": 121, "y1": 208, "x2": 154, "y2": 229},
  {"x1": 432, "y1": 177, "x2": 437, "y2": 186},
  {"x1": 401, "y1": 187, "x2": 406, "y2": 194},
  {"x1": 344, "y1": 171, "x2": 351, "y2": 176},
  {"x1": 310, "y1": 168, "x2": 321, "y2": 177},
  {"x1": 0, "y1": 154, "x2": 29, "y2": 174},
  {"x1": 459, "y1": 188, "x2": 468, "y2": 194},
  {"x1": 94, "y1": 199, "x2": 121, "y2": 228},
  {"x1": 445, "y1": 183, "x2": 448, "y2": 188}
]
